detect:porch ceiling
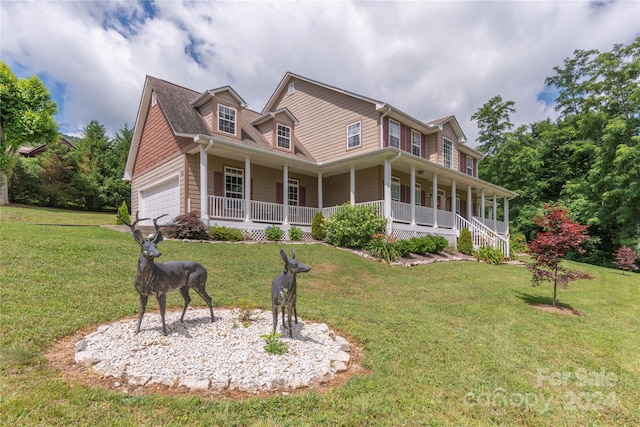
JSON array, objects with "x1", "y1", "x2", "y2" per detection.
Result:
[{"x1": 189, "y1": 141, "x2": 516, "y2": 199}]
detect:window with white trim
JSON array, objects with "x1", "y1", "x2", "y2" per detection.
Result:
[
  {"x1": 415, "y1": 183, "x2": 422, "y2": 205},
  {"x1": 389, "y1": 120, "x2": 400, "y2": 148},
  {"x1": 224, "y1": 167, "x2": 243, "y2": 199},
  {"x1": 443, "y1": 138, "x2": 453, "y2": 169},
  {"x1": 288, "y1": 179, "x2": 299, "y2": 206},
  {"x1": 347, "y1": 122, "x2": 361, "y2": 148},
  {"x1": 218, "y1": 104, "x2": 236, "y2": 135},
  {"x1": 277, "y1": 124, "x2": 291, "y2": 149},
  {"x1": 288, "y1": 82, "x2": 295, "y2": 95},
  {"x1": 391, "y1": 176, "x2": 400, "y2": 201},
  {"x1": 466, "y1": 156, "x2": 474, "y2": 176},
  {"x1": 411, "y1": 130, "x2": 421, "y2": 156}
]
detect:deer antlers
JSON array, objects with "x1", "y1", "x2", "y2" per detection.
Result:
[{"x1": 117, "y1": 211, "x2": 182, "y2": 244}]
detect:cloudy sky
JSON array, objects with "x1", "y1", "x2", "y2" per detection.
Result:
[{"x1": 2, "y1": 1, "x2": 639, "y2": 147}]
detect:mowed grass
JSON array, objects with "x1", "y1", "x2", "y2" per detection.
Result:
[{"x1": 0, "y1": 205, "x2": 638, "y2": 426}]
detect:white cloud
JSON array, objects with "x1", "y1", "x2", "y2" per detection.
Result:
[{"x1": 1, "y1": 0, "x2": 638, "y2": 144}]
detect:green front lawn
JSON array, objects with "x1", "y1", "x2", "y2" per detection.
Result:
[{"x1": 0, "y1": 206, "x2": 638, "y2": 425}]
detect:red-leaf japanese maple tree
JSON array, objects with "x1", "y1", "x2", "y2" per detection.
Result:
[
  {"x1": 527, "y1": 204, "x2": 591, "y2": 306},
  {"x1": 613, "y1": 246, "x2": 639, "y2": 275}
]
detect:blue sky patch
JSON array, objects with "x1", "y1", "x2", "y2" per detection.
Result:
[{"x1": 536, "y1": 85, "x2": 559, "y2": 107}]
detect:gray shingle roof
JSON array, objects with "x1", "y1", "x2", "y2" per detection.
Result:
[{"x1": 146, "y1": 76, "x2": 314, "y2": 162}]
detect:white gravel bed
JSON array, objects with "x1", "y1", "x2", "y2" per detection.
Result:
[{"x1": 74, "y1": 308, "x2": 352, "y2": 393}]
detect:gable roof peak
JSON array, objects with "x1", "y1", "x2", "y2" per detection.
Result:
[{"x1": 191, "y1": 85, "x2": 247, "y2": 109}]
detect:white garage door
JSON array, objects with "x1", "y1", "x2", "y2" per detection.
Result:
[{"x1": 139, "y1": 178, "x2": 180, "y2": 224}]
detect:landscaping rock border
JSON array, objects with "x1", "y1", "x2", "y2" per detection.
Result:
[{"x1": 73, "y1": 308, "x2": 356, "y2": 394}]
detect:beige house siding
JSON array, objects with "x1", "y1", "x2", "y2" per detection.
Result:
[
  {"x1": 198, "y1": 102, "x2": 213, "y2": 133},
  {"x1": 131, "y1": 154, "x2": 184, "y2": 215},
  {"x1": 185, "y1": 153, "x2": 201, "y2": 214},
  {"x1": 271, "y1": 77, "x2": 379, "y2": 163},
  {"x1": 323, "y1": 173, "x2": 349, "y2": 207},
  {"x1": 355, "y1": 166, "x2": 382, "y2": 203},
  {"x1": 426, "y1": 133, "x2": 439, "y2": 163},
  {"x1": 257, "y1": 122, "x2": 273, "y2": 146}
]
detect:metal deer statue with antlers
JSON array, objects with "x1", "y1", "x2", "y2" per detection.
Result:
[
  {"x1": 118, "y1": 212, "x2": 215, "y2": 336},
  {"x1": 271, "y1": 249, "x2": 310, "y2": 337}
]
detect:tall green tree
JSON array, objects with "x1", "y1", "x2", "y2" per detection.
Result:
[
  {"x1": 0, "y1": 62, "x2": 58, "y2": 205},
  {"x1": 471, "y1": 95, "x2": 516, "y2": 155}
]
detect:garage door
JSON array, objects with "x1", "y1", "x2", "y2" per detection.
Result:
[{"x1": 139, "y1": 178, "x2": 180, "y2": 224}]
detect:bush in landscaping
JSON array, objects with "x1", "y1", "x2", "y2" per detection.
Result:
[
  {"x1": 166, "y1": 211, "x2": 209, "y2": 240},
  {"x1": 116, "y1": 201, "x2": 130, "y2": 225},
  {"x1": 288, "y1": 226, "x2": 303, "y2": 241},
  {"x1": 311, "y1": 211, "x2": 326, "y2": 240},
  {"x1": 431, "y1": 235, "x2": 449, "y2": 253},
  {"x1": 458, "y1": 228, "x2": 474, "y2": 255},
  {"x1": 396, "y1": 239, "x2": 413, "y2": 257},
  {"x1": 325, "y1": 203, "x2": 386, "y2": 248},
  {"x1": 209, "y1": 225, "x2": 244, "y2": 241},
  {"x1": 367, "y1": 233, "x2": 398, "y2": 263},
  {"x1": 476, "y1": 245, "x2": 504, "y2": 264},
  {"x1": 265, "y1": 225, "x2": 284, "y2": 241},
  {"x1": 408, "y1": 235, "x2": 449, "y2": 255}
]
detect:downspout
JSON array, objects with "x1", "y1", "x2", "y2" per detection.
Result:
[{"x1": 199, "y1": 137, "x2": 214, "y2": 226}]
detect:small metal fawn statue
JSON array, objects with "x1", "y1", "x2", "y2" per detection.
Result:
[
  {"x1": 271, "y1": 249, "x2": 310, "y2": 337},
  {"x1": 118, "y1": 212, "x2": 215, "y2": 336}
]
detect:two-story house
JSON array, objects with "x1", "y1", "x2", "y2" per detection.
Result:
[{"x1": 124, "y1": 72, "x2": 515, "y2": 255}]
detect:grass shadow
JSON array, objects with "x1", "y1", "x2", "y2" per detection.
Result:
[{"x1": 514, "y1": 291, "x2": 577, "y2": 312}]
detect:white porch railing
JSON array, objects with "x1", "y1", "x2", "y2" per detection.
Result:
[
  {"x1": 208, "y1": 197, "x2": 508, "y2": 256},
  {"x1": 415, "y1": 205, "x2": 435, "y2": 226},
  {"x1": 391, "y1": 201, "x2": 412, "y2": 223},
  {"x1": 457, "y1": 215, "x2": 493, "y2": 249},
  {"x1": 209, "y1": 196, "x2": 246, "y2": 220},
  {"x1": 473, "y1": 216, "x2": 508, "y2": 235},
  {"x1": 251, "y1": 200, "x2": 284, "y2": 223},
  {"x1": 437, "y1": 210, "x2": 455, "y2": 228},
  {"x1": 470, "y1": 216, "x2": 510, "y2": 258},
  {"x1": 289, "y1": 206, "x2": 318, "y2": 225}
]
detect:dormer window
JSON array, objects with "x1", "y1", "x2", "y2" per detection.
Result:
[
  {"x1": 277, "y1": 124, "x2": 291, "y2": 150},
  {"x1": 288, "y1": 82, "x2": 295, "y2": 95},
  {"x1": 218, "y1": 104, "x2": 236, "y2": 135},
  {"x1": 443, "y1": 138, "x2": 453, "y2": 169},
  {"x1": 389, "y1": 120, "x2": 400, "y2": 148}
]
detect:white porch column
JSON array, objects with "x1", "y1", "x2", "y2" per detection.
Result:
[
  {"x1": 199, "y1": 144, "x2": 209, "y2": 225},
  {"x1": 410, "y1": 167, "x2": 416, "y2": 225},
  {"x1": 244, "y1": 157, "x2": 251, "y2": 222},
  {"x1": 432, "y1": 173, "x2": 438, "y2": 228},
  {"x1": 283, "y1": 166, "x2": 289, "y2": 225},
  {"x1": 493, "y1": 194, "x2": 498, "y2": 231},
  {"x1": 349, "y1": 165, "x2": 355, "y2": 206},
  {"x1": 481, "y1": 190, "x2": 485, "y2": 220},
  {"x1": 317, "y1": 172, "x2": 323, "y2": 211},
  {"x1": 451, "y1": 179, "x2": 457, "y2": 229},
  {"x1": 383, "y1": 159, "x2": 392, "y2": 231},
  {"x1": 504, "y1": 197, "x2": 509, "y2": 234},
  {"x1": 467, "y1": 185, "x2": 472, "y2": 220}
]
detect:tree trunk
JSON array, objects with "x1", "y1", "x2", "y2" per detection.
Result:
[{"x1": 0, "y1": 171, "x2": 8, "y2": 206}]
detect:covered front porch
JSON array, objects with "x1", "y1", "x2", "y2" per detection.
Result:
[{"x1": 192, "y1": 140, "x2": 514, "y2": 256}]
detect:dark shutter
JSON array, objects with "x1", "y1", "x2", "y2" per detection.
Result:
[
  {"x1": 214, "y1": 172, "x2": 223, "y2": 196},
  {"x1": 421, "y1": 190, "x2": 426, "y2": 206},
  {"x1": 300, "y1": 187, "x2": 306, "y2": 207},
  {"x1": 276, "y1": 182, "x2": 283, "y2": 204}
]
